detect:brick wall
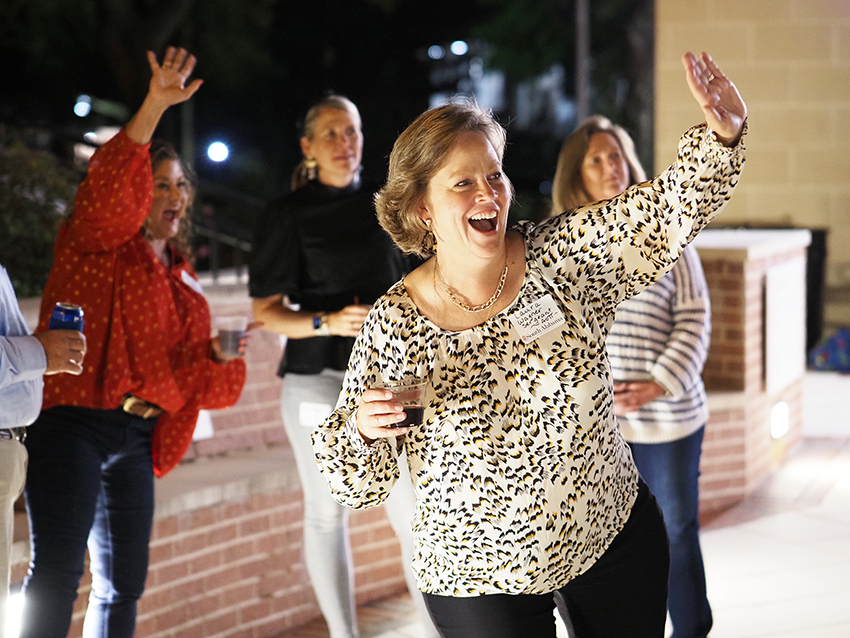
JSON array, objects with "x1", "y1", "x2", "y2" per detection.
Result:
[
  {"x1": 136, "y1": 489, "x2": 407, "y2": 638},
  {"x1": 655, "y1": 0, "x2": 850, "y2": 332},
  {"x1": 695, "y1": 234, "x2": 808, "y2": 519}
]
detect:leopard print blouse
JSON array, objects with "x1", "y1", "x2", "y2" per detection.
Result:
[{"x1": 312, "y1": 123, "x2": 746, "y2": 596}]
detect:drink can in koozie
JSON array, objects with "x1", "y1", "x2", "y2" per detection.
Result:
[{"x1": 49, "y1": 302, "x2": 85, "y2": 332}]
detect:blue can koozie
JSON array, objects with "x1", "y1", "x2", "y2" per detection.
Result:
[{"x1": 49, "y1": 302, "x2": 84, "y2": 332}]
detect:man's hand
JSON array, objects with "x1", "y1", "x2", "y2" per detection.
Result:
[{"x1": 34, "y1": 330, "x2": 87, "y2": 375}]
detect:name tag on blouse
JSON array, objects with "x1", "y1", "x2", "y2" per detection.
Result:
[
  {"x1": 509, "y1": 294, "x2": 565, "y2": 343},
  {"x1": 181, "y1": 269, "x2": 204, "y2": 295}
]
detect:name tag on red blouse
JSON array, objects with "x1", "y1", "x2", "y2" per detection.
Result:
[
  {"x1": 509, "y1": 294, "x2": 565, "y2": 343},
  {"x1": 181, "y1": 269, "x2": 204, "y2": 295}
]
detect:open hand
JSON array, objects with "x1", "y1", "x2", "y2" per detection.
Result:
[
  {"x1": 125, "y1": 47, "x2": 203, "y2": 144},
  {"x1": 146, "y1": 46, "x2": 204, "y2": 110},
  {"x1": 682, "y1": 51, "x2": 747, "y2": 146}
]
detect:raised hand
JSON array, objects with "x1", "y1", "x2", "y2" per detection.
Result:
[
  {"x1": 146, "y1": 47, "x2": 204, "y2": 110},
  {"x1": 682, "y1": 51, "x2": 747, "y2": 146},
  {"x1": 125, "y1": 47, "x2": 204, "y2": 145}
]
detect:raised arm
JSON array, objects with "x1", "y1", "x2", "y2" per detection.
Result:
[
  {"x1": 682, "y1": 51, "x2": 747, "y2": 147},
  {"x1": 125, "y1": 46, "x2": 204, "y2": 145}
]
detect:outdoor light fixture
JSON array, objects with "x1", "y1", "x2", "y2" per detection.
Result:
[
  {"x1": 450, "y1": 40, "x2": 469, "y2": 56},
  {"x1": 428, "y1": 45, "x2": 445, "y2": 60},
  {"x1": 770, "y1": 401, "x2": 790, "y2": 439},
  {"x1": 74, "y1": 94, "x2": 92, "y2": 117},
  {"x1": 207, "y1": 141, "x2": 229, "y2": 162},
  {"x1": 6, "y1": 591, "x2": 23, "y2": 638}
]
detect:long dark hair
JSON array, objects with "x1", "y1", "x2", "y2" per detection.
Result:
[{"x1": 145, "y1": 139, "x2": 195, "y2": 261}]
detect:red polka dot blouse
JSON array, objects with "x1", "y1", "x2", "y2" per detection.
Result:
[{"x1": 37, "y1": 129, "x2": 246, "y2": 476}]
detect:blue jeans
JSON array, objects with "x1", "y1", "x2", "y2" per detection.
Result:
[
  {"x1": 21, "y1": 406, "x2": 156, "y2": 638},
  {"x1": 629, "y1": 426, "x2": 713, "y2": 638}
]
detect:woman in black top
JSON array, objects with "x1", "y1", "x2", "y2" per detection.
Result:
[{"x1": 249, "y1": 95, "x2": 436, "y2": 638}]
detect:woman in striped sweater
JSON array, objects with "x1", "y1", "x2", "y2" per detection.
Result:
[{"x1": 550, "y1": 115, "x2": 713, "y2": 638}]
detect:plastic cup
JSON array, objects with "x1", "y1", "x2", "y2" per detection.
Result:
[
  {"x1": 215, "y1": 316, "x2": 248, "y2": 358},
  {"x1": 376, "y1": 379, "x2": 428, "y2": 428}
]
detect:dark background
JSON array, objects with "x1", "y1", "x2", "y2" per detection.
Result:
[{"x1": 0, "y1": 0, "x2": 654, "y2": 285}]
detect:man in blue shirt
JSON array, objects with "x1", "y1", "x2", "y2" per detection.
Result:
[{"x1": 0, "y1": 264, "x2": 85, "y2": 636}]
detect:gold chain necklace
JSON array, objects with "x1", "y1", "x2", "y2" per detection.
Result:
[{"x1": 435, "y1": 259, "x2": 508, "y2": 313}]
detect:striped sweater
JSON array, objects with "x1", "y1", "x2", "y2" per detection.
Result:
[{"x1": 607, "y1": 245, "x2": 710, "y2": 444}]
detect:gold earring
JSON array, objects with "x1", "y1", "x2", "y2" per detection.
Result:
[
  {"x1": 305, "y1": 157, "x2": 317, "y2": 181},
  {"x1": 424, "y1": 219, "x2": 436, "y2": 252}
]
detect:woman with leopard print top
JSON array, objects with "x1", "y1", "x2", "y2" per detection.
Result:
[{"x1": 312, "y1": 51, "x2": 747, "y2": 638}]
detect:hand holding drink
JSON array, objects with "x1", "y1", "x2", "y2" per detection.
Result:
[
  {"x1": 38, "y1": 301, "x2": 87, "y2": 375},
  {"x1": 354, "y1": 377, "x2": 429, "y2": 443},
  {"x1": 213, "y1": 316, "x2": 249, "y2": 361},
  {"x1": 376, "y1": 379, "x2": 428, "y2": 428}
]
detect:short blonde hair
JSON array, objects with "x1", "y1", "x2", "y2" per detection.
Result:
[
  {"x1": 375, "y1": 100, "x2": 511, "y2": 257},
  {"x1": 550, "y1": 115, "x2": 646, "y2": 216}
]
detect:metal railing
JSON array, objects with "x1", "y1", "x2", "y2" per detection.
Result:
[
  {"x1": 192, "y1": 224, "x2": 252, "y2": 283},
  {"x1": 193, "y1": 179, "x2": 263, "y2": 284}
]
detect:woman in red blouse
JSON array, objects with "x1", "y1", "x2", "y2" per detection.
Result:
[{"x1": 20, "y1": 48, "x2": 246, "y2": 638}]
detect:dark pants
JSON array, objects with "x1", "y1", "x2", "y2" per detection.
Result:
[
  {"x1": 21, "y1": 405, "x2": 156, "y2": 638},
  {"x1": 424, "y1": 480, "x2": 670, "y2": 638},
  {"x1": 630, "y1": 426, "x2": 713, "y2": 638}
]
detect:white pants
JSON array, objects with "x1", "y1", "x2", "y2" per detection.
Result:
[
  {"x1": 0, "y1": 439, "x2": 27, "y2": 638},
  {"x1": 281, "y1": 371, "x2": 438, "y2": 638}
]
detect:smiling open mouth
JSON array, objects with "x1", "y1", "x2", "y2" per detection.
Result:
[{"x1": 469, "y1": 212, "x2": 497, "y2": 232}]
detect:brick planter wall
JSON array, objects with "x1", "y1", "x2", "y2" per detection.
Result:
[{"x1": 695, "y1": 231, "x2": 810, "y2": 520}]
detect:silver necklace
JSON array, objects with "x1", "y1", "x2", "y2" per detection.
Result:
[{"x1": 436, "y1": 259, "x2": 508, "y2": 313}]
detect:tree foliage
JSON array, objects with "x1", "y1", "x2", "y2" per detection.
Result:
[
  {"x1": 0, "y1": 128, "x2": 78, "y2": 297},
  {"x1": 473, "y1": 0, "x2": 573, "y2": 80},
  {"x1": 1, "y1": 0, "x2": 277, "y2": 122},
  {"x1": 472, "y1": 0, "x2": 655, "y2": 171}
]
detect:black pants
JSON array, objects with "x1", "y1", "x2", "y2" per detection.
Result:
[{"x1": 424, "y1": 480, "x2": 670, "y2": 638}]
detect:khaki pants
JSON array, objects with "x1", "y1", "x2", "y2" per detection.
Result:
[{"x1": 0, "y1": 439, "x2": 27, "y2": 638}]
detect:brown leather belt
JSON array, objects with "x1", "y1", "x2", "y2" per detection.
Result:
[{"x1": 120, "y1": 395, "x2": 164, "y2": 419}]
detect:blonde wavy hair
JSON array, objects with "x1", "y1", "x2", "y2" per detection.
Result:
[{"x1": 375, "y1": 100, "x2": 512, "y2": 257}]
